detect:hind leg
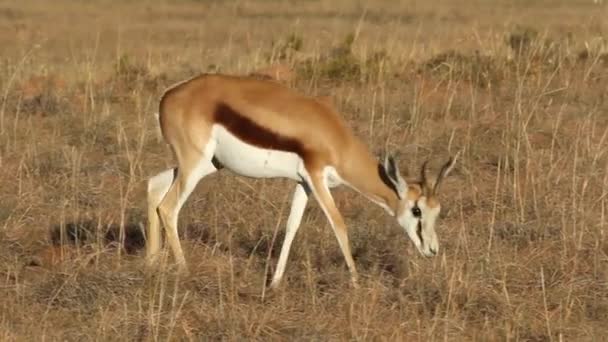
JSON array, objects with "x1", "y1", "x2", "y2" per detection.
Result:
[
  {"x1": 157, "y1": 154, "x2": 218, "y2": 271},
  {"x1": 146, "y1": 168, "x2": 176, "y2": 266},
  {"x1": 269, "y1": 182, "x2": 310, "y2": 289},
  {"x1": 157, "y1": 158, "x2": 217, "y2": 270}
]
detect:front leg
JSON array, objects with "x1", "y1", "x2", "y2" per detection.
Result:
[
  {"x1": 308, "y1": 171, "x2": 359, "y2": 287},
  {"x1": 269, "y1": 182, "x2": 310, "y2": 289}
]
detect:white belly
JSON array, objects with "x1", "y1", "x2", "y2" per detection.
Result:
[{"x1": 212, "y1": 125, "x2": 305, "y2": 181}]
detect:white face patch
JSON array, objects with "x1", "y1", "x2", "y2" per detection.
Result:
[{"x1": 397, "y1": 197, "x2": 441, "y2": 257}]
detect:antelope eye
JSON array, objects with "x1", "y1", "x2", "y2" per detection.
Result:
[{"x1": 412, "y1": 206, "x2": 421, "y2": 218}]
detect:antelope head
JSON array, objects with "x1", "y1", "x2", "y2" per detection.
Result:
[{"x1": 382, "y1": 154, "x2": 458, "y2": 257}]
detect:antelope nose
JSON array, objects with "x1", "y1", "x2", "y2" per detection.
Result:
[{"x1": 429, "y1": 247, "x2": 437, "y2": 256}]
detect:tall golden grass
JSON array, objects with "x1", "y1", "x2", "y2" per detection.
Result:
[{"x1": 0, "y1": 0, "x2": 607, "y2": 340}]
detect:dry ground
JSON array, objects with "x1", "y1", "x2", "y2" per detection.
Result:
[{"x1": 1, "y1": 0, "x2": 607, "y2": 340}]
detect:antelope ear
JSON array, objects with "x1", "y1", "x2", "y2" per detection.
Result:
[{"x1": 382, "y1": 155, "x2": 407, "y2": 199}]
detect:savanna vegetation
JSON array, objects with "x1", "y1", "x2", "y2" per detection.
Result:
[{"x1": 0, "y1": 0, "x2": 607, "y2": 340}]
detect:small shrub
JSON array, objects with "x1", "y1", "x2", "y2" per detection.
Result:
[
  {"x1": 577, "y1": 37, "x2": 608, "y2": 66},
  {"x1": 364, "y1": 50, "x2": 391, "y2": 79},
  {"x1": 114, "y1": 54, "x2": 148, "y2": 84},
  {"x1": 269, "y1": 33, "x2": 303, "y2": 62},
  {"x1": 296, "y1": 33, "x2": 390, "y2": 82},
  {"x1": 49, "y1": 219, "x2": 145, "y2": 254},
  {"x1": 506, "y1": 26, "x2": 572, "y2": 70},
  {"x1": 422, "y1": 50, "x2": 501, "y2": 88},
  {"x1": 111, "y1": 54, "x2": 151, "y2": 93},
  {"x1": 296, "y1": 33, "x2": 356, "y2": 81},
  {"x1": 15, "y1": 75, "x2": 70, "y2": 116},
  {"x1": 507, "y1": 26, "x2": 539, "y2": 54}
]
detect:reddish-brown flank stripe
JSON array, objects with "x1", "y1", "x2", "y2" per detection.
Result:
[{"x1": 213, "y1": 102, "x2": 310, "y2": 162}]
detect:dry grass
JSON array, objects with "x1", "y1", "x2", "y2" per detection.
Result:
[{"x1": 1, "y1": 0, "x2": 607, "y2": 340}]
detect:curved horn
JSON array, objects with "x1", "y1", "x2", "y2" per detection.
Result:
[
  {"x1": 432, "y1": 152, "x2": 459, "y2": 195},
  {"x1": 420, "y1": 160, "x2": 432, "y2": 195}
]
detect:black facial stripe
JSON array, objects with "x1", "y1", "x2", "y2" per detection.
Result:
[{"x1": 416, "y1": 221, "x2": 423, "y2": 245}]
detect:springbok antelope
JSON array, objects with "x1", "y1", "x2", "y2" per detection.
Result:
[{"x1": 146, "y1": 73, "x2": 457, "y2": 288}]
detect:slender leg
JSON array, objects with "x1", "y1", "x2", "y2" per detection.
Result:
[
  {"x1": 157, "y1": 156, "x2": 217, "y2": 271},
  {"x1": 308, "y1": 172, "x2": 359, "y2": 286},
  {"x1": 146, "y1": 168, "x2": 176, "y2": 266},
  {"x1": 269, "y1": 182, "x2": 310, "y2": 289}
]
